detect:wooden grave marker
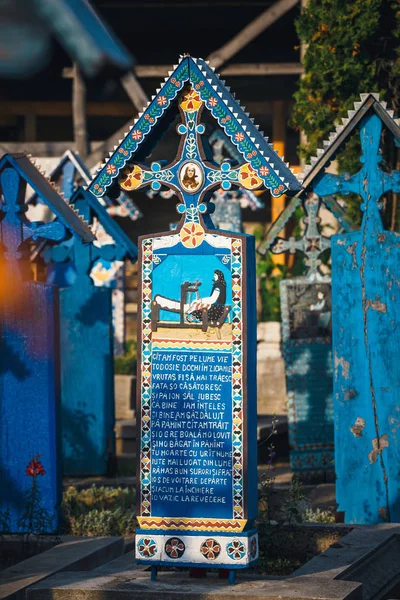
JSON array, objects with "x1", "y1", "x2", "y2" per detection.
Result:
[
  {"x1": 297, "y1": 93, "x2": 400, "y2": 522},
  {"x1": 41, "y1": 187, "x2": 138, "y2": 476},
  {"x1": 88, "y1": 55, "x2": 300, "y2": 579},
  {"x1": 0, "y1": 153, "x2": 94, "y2": 531},
  {"x1": 29, "y1": 149, "x2": 142, "y2": 356},
  {"x1": 259, "y1": 193, "x2": 354, "y2": 481}
]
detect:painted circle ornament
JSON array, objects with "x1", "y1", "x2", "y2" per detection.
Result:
[
  {"x1": 226, "y1": 539, "x2": 246, "y2": 561},
  {"x1": 238, "y1": 163, "x2": 262, "y2": 190},
  {"x1": 137, "y1": 537, "x2": 157, "y2": 558},
  {"x1": 179, "y1": 161, "x2": 204, "y2": 194},
  {"x1": 180, "y1": 222, "x2": 205, "y2": 248},
  {"x1": 180, "y1": 88, "x2": 203, "y2": 112},
  {"x1": 119, "y1": 164, "x2": 144, "y2": 191},
  {"x1": 165, "y1": 537, "x2": 185, "y2": 559},
  {"x1": 200, "y1": 538, "x2": 221, "y2": 560}
]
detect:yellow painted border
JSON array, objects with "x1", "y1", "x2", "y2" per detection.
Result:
[{"x1": 137, "y1": 517, "x2": 247, "y2": 532}]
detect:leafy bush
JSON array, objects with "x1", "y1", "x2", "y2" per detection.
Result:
[
  {"x1": 61, "y1": 485, "x2": 136, "y2": 537},
  {"x1": 114, "y1": 340, "x2": 137, "y2": 375},
  {"x1": 301, "y1": 507, "x2": 335, "y2": 523}
]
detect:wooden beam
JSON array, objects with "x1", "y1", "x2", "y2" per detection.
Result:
[
  {"x1": 86, "y1": 118, "x2": 136, "y2": 169},
  {"x1": 271, "y1": 100, "x2": 287, "y2": 271},
  {"x1": 121, "y1": 71, "x2": 149, "y2": 113},
  {"x1": 207, "y1": 0, "x2": 300, "y2": 70},
  {"x1": 0, "y1": 101, "x2": 138, "y2": 117},
  {"x1": 72, "y1": 64, "x2": 88, "y2": 158},
  {"x1": 24, "y1": 113, "x2": 37, "y2": 142},
  {"x1": 134, "y1": 62, "x2": 302, "y2": 78},
  {"x1": 0, "y1": 141, "x2": 105, "y2": 158},
  {"x1": 65, "y1": 64, "x2": 148, "y2": 123}
]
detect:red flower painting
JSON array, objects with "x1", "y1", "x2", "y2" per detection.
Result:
[{"x1": 25, "y1": 455, "x2": 45, "y2": 477}]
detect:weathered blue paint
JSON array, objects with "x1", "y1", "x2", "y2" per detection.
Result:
[
  {"x1": 0, "y1": 156, "x2": 93, "y2": 532},
  {"x1": 316, "y1": 112, "x2": 400, "y2": 523},
  {"x1": 44, "y1": 187, "x2": 137, "y2": 476}
]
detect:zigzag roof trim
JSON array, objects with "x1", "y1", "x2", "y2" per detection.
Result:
[
  {"x1": 88, "y1": 55, "x2": 301, "y2": 198},
  {"x1": 0, "y1": 153, "x2": 94, "y2": 242},
  {"x1": 71, "y1": 187, "x2": 138, "y2": 261},
  {"x1": 28, "y1": 149, "x2": 142, "y2": 221},
  {"x1": 298, "y1": 92, "x2": 400, "y2": 188}
]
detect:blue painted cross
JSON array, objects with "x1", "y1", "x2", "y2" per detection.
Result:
[
  {"x1": 313, "y1": 113, "x2": 400, "y2": 228},
  {"x1": 270, "y1": 193, "x2": 331, "y2": 279}
]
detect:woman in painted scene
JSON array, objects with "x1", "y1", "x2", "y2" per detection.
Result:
[{"x1": 154, "y1": 269, "x2": 228, "y2": 323}]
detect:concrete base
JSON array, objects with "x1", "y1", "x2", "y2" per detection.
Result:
[{"x1": 135, "y1": 529, "x2": 258, "y2": 569}]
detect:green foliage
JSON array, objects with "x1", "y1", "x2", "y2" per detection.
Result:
[
  {"x1": 254, "y1": 227, "x2": 287, "y2": 321},
  {"x1": 301, "y1": 507, "x2": 335, "y2": 523},
  {"x1": 61, "y1": 485, "x2": 137, "y2": 537},
  {"x1": 292, "y1": 0, "x2": 400, "y2": 227},
  {"x1": 292, "y1": 0, "x2": 400, "y2": 161},
  {"x1": 114, "y1": 340, "x2": 137, "y2": 375}
]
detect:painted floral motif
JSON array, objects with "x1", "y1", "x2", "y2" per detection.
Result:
[
  {"x1": 165, "y1": 537, "x2": 185, "y2": 559},
  {"x1": 137, "y1": 537, "x2": 157, "y2": 558},
  {"x1": 119, "y1": 165, "x2": 144, "y2": 191},
  {"x1": 200, "y1": 538, "x2": 221, "y2": 560},
  {"x1": 131, "y1": 129, "x2": 143, "y2": 140},
  {"x1": 106, "y1": 164, "x2": 117, "y2": 175},
  {"x1": 157, "y1": 95, "x2": 167, "y2": 106},
  {"x1": 235, "y1": 132, "x2": 245, "y2": 143},
  {"x1": 238, "y1": 163, "x2": 262, "y2": 190},
  {"x1": 208, "y1": 97, "x2": 218, "y2": 107},
  {"x1": 180, "y1": 88, "x2": 203, "y2": 113},
  {"x1": 180, "y1": 222, "x2": 204, "y2": 248},
  {"x1": 226, "y1": 539, "x2": 246, "y2": 560},
  {"x1": 259, "y1": 166, "x2": 270, "y2": 176}
]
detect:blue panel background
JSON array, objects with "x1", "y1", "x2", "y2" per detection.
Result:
[
  {"x1": 59, "y1": 282, "x2": 115, "y2": 476},
  {"x1": 151, "y1": 349, "x2": 233, "y2": 518},
  {"x1": 0, "y1": 282, "x2": 61, "y2": 532},
  {"x1": 244, "y1": 235, "x2": 258, "y2": 523}
]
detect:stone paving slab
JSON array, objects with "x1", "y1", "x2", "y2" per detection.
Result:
[
  {"x1": 0, "y1": 536, "x2": 124, "y2": 600},
  {"x1": 27, "y1": 567, "x2": 361, "y2": 600},
  {"x1": 293, "y1": 524, "x2": 400, "y2": 600}
]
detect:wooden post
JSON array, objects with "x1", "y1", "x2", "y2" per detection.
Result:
[
  {"x1": 72, "y1": 64, "x2": 88, "y2": 158},
  {"x1": 271, "y1": 100, "x2": 286, "y2": 270},
  {"x1": 24, "y1": 112, "x2": 37, "y2": 142}
]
